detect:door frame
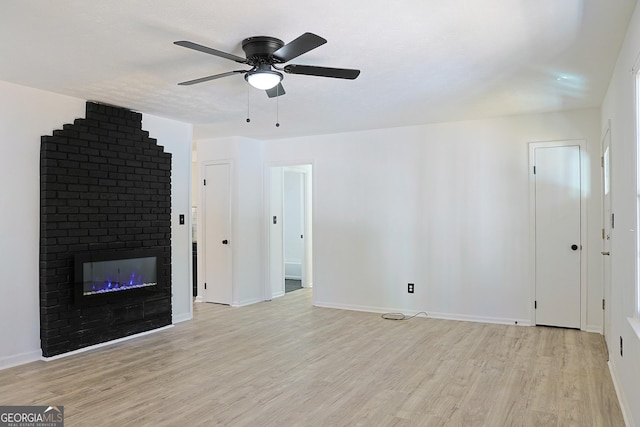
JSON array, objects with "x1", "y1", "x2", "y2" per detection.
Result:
[
  {"x1": 264, "y1": 160, "x2": 314, "y2": 302},
  {"x1": 528, "y1": 139, "x2": 588, "y2": 329},
  {"x1": 197, "y1": 159, "x2": 234, "y2": 304},
  {"x1": 283, "y1": 167, "x2": 309, "y2": 284},
  {"x1": 601, "y1": 121, "x2": 613, "y2": 348}
]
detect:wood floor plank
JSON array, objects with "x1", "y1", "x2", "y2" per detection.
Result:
[{"x1": 0, "y1": 289, "x2": 625, "y2": 426}]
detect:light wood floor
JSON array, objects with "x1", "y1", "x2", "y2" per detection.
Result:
[{"x1": 0, "y1": 289, "x2": 624, "y2": 426}]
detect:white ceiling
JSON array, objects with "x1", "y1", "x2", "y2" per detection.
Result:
[{"x1": 0, "y1": 0, "x2": 636, "y2": 140}]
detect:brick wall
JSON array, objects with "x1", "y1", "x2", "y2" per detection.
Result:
[{"x1": 39, "y1": 102, "x2": 172, "y2": 357}]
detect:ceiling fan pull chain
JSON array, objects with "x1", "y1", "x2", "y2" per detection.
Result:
[
  {"x1": 246, "y1": 89, "x2": 251, "y2": 123},
  {"x1": 275, "y1": 86, "x2": 280, "y2": 127}
]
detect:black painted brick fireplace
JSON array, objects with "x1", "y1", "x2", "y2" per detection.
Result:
[{"x1": 39, "y1": 101, "x2": 172, "y2": 357}]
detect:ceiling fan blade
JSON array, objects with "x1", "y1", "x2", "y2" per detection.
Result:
[
  {"x1": 284, "y1": 64, "x2": 360, "y2": 80},
  {"x1": 272, "y1": 33, "x2": 327, "y2": 63},
  {"x1": 174, "y1": 41, "x2": 247, "y2": 64},
  {"x1": 178, "y1": 70, "x2": 246, "y2": 86},
  {"x1": 266, "y1": 83, "x2": 286, "y2": 98}
]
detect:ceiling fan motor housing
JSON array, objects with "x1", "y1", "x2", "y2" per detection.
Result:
[{"x1": 241, "y1": 36, "x2": 284, "y2": 65}]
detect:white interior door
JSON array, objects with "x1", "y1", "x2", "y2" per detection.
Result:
[
  {"x1": 601, "y1": 126, "x2": 612, "y2": 349},
  {"x1": 203, "y1": 163, "x2": 232, "y2": 304},
  {"x1": 534, "y1": 145, "x2": 582, "y2": 328}
]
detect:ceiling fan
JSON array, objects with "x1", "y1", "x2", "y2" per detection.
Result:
[{"x1": 174, "y1": 32, "x2": 360, "y2": 97}]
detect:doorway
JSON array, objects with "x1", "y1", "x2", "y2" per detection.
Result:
[
  {"x1": 267, "y1": 164, "x2": 313, "y2": 299},
  {"x1": 530, "y1": 140, "x2": 586, "y2": 329}
]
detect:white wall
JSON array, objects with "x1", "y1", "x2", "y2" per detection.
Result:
[
  {"x1": 269, "y1": 167, "x2": 285, "y2": 297},
  {"x1": 192, "y1": 147, "x2": 199, "y2": 242},
  {"x1": 0, "y1": 81, "x2": 86, "y2": 369},
  {"x1": 264, "y1": 110, "x2": 602, "y2": 326},
  {"x1": 600, "y1": 1, "x2": 640, "y2": 424},
  {"x1": 196, "y1": 136, "x2": 265, "y2": 306},
  {"x1": 142, "y1": 114, "x2": 193, "y2": 324},
  {"x1": 0, "y1": 81, "x2": 193, "y2": 369},
  {"x1": 198, "y1": 110, "x2": 600, "y2": 326}
]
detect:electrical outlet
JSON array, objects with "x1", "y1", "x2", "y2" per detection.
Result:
[{"x1": 408, "y1": 283, "x2": 414, "y2": 293}]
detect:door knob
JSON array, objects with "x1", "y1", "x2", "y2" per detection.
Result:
[
  {"x1": 222, "y1": 239, "x2": 229, "y2": 245},
  {"x1": 601, "y1": 251, "x2": 610, "y2": 256},
  {"x1": 571, "y1": 244, "x2": 578, "y2": 251}
]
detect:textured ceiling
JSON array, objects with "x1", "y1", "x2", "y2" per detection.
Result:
[{"x1": 0, "y1": 0, "x2": 636, "y2": 140}]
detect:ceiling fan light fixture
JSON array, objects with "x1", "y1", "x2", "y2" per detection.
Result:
[{"x1": 245, "y1": 68, "x2": 282, "y2": 90}]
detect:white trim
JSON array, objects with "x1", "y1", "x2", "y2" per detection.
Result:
[
  {"x1": 632, "y1": 48, "x2": 640, "y2": 75},
  {"x1": 231, "y1": 297, "x2": 263, "y2": 308},
  {"x1": 173, "y1": 312, "x2": 193, "y2": 323},
  {"x1": 271, "y1": 290, "x2": 285, "y2": 299},
  {"x1": 628, "y1": 317, "x2": 640, "y2": 341},
  {"x1": 585, "y1": 324, "x2": 603, "y2": 334},
  {"x1": 609, "y1": 360, "x2": 633, "y2": 427},
  {"x1": 314, "y1": 301, "x2": 531, "y2": 326},
  {"x1": 425, "y1": 311, "x2": 531, "y2": 327},
  {"x1": 601, "y1": 121, "x2": 613, "y2": 347},
  {"x1": 0, "y1": 350, "x2": 42, "y2": 371},
  {"x1": 636, "y1": 70, "x2": 640, "y2": 319},
  {"x1": 263, "y1": 160, "x2": 315, "y2": 304},
  {"x1": 41, "y1": 325, "x2": 173, "y2": 362},
  {"x1": 528, "y1": 139, "x2": 588, "y2": 330}
]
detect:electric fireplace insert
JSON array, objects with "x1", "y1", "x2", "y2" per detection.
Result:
[{"x1": 74, "y1": 249, "x2": 163, "y2": 305}]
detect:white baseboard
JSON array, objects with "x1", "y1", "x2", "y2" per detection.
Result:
[
  {"x1": 271, "y1": 290, "x2": 285, "y2": 299},
  {"x1": 313, "y1": 301, "x2": 531, "y2": 326},
  {"x1": 313, "y1": 301, "x2": 409, "y2": 315},
  {"x1": 173, "y1": 312, "x2": 192, "y2": 323},
  {"x1": 41, "y1": 325, "x2": 174, "y2": 362},
  {"x1": 426, "y1": 310, "x2": 531, "y2": 326},
  {"x1": 585, "y1": 324, "x2": 603, "y2": 334},
  {"x1": 0, "y1": 350, "x2": 42, "y2": 371},
  {"x1": 231, "y1": 298, "x2": 263, "y2": 308},
  {"x1": 609, "y1": 360, "x2": 633, "y2": 427},
  {"x1": 194, "y1": 296, "x2": 205, "y2": 303}
]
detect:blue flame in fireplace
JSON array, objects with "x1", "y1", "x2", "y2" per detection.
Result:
[
  {"x1": 83, "y1": 256, "x2": 157, "y2": 296},
  {"x1": 88, "y1": 271, "x2": 154, "y2": 294}
]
